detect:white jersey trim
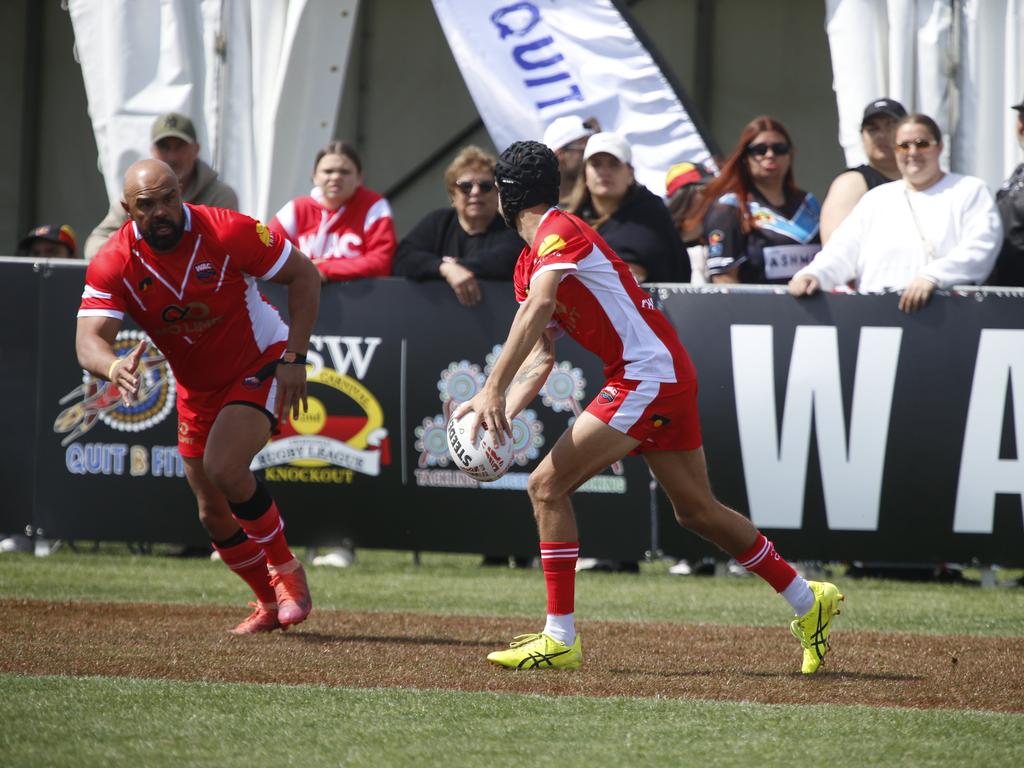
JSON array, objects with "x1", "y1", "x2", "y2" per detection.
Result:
[
  {"x1": 273, "y1": 200, "x2": 298, "y2": 240},
  {"x1": 243, "y1": 274, "x2": 289, "y2": 352},
  {"x1": 574, "y1": 246, "x2": 678, "y2": 383},
  {"x1": 364, "y1": 198, "x2": 393, "y2": 231},
  {"x1": 261, "y1": 240, "x2": 293, "y2": 281},
  {"x1": 78, "y1": 308, "x2": 124, "y2": 320},
  {"x1": 82, "y1": 284, "x2": 112, "y2": 300},
  {"x1": 530, "y1": 261, "x2": 576, "y2": 285}
]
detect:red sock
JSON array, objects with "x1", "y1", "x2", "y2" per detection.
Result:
[
  {"x1": 233, "y1": 501, "x2": 295, "y2": 567},
  {"x1": 540, "y1": 541, "x2": 578, "y2": 615},
  {"x1": 213, "y1": 535, "x2": 277, "y2": 605},
  {"x1": 736, "y1": 533, "x2": 797, "y2": 592}
]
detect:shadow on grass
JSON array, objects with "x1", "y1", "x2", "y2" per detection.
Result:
[
  {"x1": 609, "y1": 668, "x2": 924, "y2": 682},
  {"x1": 276, "y1": 631, "x2": 495, "y2": 648}
]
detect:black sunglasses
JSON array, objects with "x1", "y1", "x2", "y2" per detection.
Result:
[
  {"x1": 895, "y1": 139, "x2": 937, "y2": 152},
  {"x1": 746, "y1": 142, "x2": 791, "y2": 157},
  {"x1": 455, "y1": 180, "x2": 495, "y2": 194}
]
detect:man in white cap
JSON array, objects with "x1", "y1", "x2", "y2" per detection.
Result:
[{"x1": 542, "y1": 115, "x2": 599, "y2": 206}]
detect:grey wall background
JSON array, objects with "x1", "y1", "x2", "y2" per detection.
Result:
[{"x1": 1, "y1": 0, "x2": 842, "y2": 257}]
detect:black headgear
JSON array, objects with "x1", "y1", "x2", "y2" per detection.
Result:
[{"x1": 495, "y1": 140, "x2": 560, "y2": 228}]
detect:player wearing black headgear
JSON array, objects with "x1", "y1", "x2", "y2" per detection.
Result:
[
  {"x1": 454, "y1": 137, "x2": 841, "y2": 676},
  {"x1": 494, "y1": 140, "x2": 560, "y2": 228}
]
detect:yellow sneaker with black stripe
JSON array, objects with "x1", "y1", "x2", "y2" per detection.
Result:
[
  {"x1": 487, "y1": 632, "x2": 583, "y2": 670},
  {"x1": 790, "y1": 581, "x2": 845, "y2": 674}
]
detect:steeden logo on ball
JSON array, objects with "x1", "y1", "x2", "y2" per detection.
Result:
[{"x1": 446, "y1": 412, "x2": 512, "y2": 482}]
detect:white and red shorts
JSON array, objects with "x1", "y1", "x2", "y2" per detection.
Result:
[
  {"x1": 585, "y1": 377, "x2": 702, "y2": 454},
  {"x1": 175, "y1": 342, "x2": 286, "y2": 458}
]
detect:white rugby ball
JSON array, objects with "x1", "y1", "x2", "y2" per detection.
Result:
[{"x1": 446, "y1": 412, "x2": 513, "y2": 482}]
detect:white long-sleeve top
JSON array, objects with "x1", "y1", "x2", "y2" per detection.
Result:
[{"x1": 795, "y1": 173, "x2": 1002, "y2": 291}]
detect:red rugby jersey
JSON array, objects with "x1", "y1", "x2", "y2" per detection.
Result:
[
  {"x1": 268, "y1": 185, "x2": 396, "y2": 281},
  {"x1": 78, "y1": 204, "x2": 292, "y2": 393},
  {"x1": 513, "y1": 208, "x2": 693, "y2": 384}
]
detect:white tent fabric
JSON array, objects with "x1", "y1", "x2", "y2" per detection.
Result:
[
  {"x1": 432, "y1": 0, "x2": 715, "y2": 197},
  {"x1": 68, "y1": 0, "x2": 356, "y2": 222},
  {"x1": 825, "y1": 0, "x2": 1023, "y2": 191}
]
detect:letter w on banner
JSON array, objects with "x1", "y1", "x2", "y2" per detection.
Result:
[{"x1": 432, "y1": 0, "x2": 716, "y2": 196}]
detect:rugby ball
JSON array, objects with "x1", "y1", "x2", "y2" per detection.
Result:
[{"x1": 446, "y1": 412, "x2": 513, "y2": 482}]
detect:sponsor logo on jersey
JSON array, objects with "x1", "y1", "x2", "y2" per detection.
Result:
[
  {"x1": 598, "y1": 386, "x2": 619, "y2": 403},
  {"x1": 177, "y1": 420, "x2": 197, "y2": 447},
  {"x1": 157, "y1": 302, "x2": 220, "y2": 336},
  {"x1": 138, "y1": 277, "x2": 153, "y2": 293},
  {"x1": 298, "y1": 231, "x2": 363, "y2": 259},
  {"x1": 650, "y1": 413, "x2": 671, "y2": 428},
  {"x1": 194, "y1": 260, "x2": 217, "y2": 280},
  {"x1": 255, "y1": 221, "x2": 274, "y2": 247},
  {"x1": 537, "y1": 234, "x2": 567, "y2": 259},
  {"x1": 553, "y1": 300, "x2": 581, "y2": 334}
]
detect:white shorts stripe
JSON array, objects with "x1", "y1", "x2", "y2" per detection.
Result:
[{"x1": 608, "y1": 380, "x2": 661, "y2": 434}]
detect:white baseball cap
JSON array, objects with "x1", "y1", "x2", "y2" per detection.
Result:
[
  {"x1": 583, "y1": 132, "x2": 632, "y2": 164},
  {"x1": 542, "y1": 115, "x2": 595, "y2": 152}
]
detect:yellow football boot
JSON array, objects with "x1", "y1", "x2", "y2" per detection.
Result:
[
  {"x1": 790, "y1": 581, "x2": 845, "y2": 674},
  {"x1": 487, "y1": 632, "x2": 583, "y2": 670}
]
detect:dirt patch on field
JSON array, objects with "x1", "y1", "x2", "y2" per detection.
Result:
[{"x1": 2, "y1": 598, "x2": 1020, "y2": 712}]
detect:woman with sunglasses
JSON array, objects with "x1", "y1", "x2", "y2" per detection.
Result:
[
  {"x1": 789, "y1": 114, "x2": 1002, "y2": 313},
  {"x1": 567, "y1": 132, "x2": 688, "y2": 284},
  {"x1": 269, "y1": 141, "x2": 397, "y2": 284},
  {"x1": 394, "y1": 145, "x2": 523, "y2": 307},
  {"x1": 689, "y1": 116, "x2": 820, "y2": 284}
]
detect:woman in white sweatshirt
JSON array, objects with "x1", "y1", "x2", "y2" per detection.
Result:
[{"x1": 788, "y1": 113, "x2": 1002, "y2": 313}]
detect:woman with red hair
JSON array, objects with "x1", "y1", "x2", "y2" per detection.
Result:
[{"x1": 689, "y1": 116, "x2": 820, "y2": 284}]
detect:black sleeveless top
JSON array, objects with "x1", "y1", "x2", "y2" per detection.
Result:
[{"x1": 852, "y1": 164, "x2": 892, "y2": 191}]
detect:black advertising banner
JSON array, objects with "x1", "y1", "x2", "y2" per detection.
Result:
[
  {"x1": 32, "y1": 261, "x2": 196, "y2": 543},
  {"x1": 7, "y1": 259, "x2": 1022, "y2": 565},
  {"x1": 657, "y1": 286, "x2": 1024, "y2": 565},
  {"x1": 17, "y1": 262, "x2": 649, "y2": 558},
  {"x1": 0, "y1": 260, "x2": 42, "y2": 530},
  {"x1": 259, "y1": 280, "x2": 651, "y2": 560}
]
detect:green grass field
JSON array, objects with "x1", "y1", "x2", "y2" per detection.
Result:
[{"x1": 2, "y1": 548, "x2": 1022, "y2": 767}]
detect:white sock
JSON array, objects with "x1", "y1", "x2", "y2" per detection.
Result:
[
  {"x1": 782, "y1": 576, "x2": 815, "y2": 616},
  {"x1": 543, "y1": 613, "x2": 575, "y2": 645}
]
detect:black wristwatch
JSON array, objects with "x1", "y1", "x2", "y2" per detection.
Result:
[{"x1": 281, "y1": 350, "x2": 307, "y2": 365}]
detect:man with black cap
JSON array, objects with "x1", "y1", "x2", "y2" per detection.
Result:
[
  {"x1": 17, "y1": 224, "x2": 78, "y2": 258},
  {"x1": 989, "y1": 97, "x2": 1024, "y2": 286},
  {"x1": 84, "y1": 111, "x2": 239, "y2": 260},
  {"x1": 453, "y1": 140, "x2": 844, "y2": 675},
  {"x1": 820, "y1": 97, "x2": 907, "y2": 243}
]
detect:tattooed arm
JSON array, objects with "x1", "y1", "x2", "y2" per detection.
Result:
[{"x1": 503, "y1": 328, "x2": 556, "y2": 420}]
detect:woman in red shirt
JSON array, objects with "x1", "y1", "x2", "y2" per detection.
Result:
[{"x1": 270, "y1": 141, "x2": 397, "y2": 283}]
